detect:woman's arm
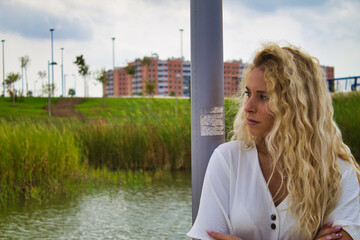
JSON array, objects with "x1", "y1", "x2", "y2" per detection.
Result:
[
  {"x1": 315, "y1": 222, "x2": 353, "y2": 240},
  {"x1": 205, "y1": 223, "x2": 353, "y2": 240},
  {"x1": 326, "y1": 160, "x2": 360, "y2": 240},
  {"x1": 205, "y1": 230, "x2": 243, "y2": 240},
  {"x1": 187, "y1": 148, "x2": 232, "y2": 240}
]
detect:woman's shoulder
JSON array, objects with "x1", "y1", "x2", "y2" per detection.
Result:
[
  {"x1": 214, "y1": 140, "x2": 255, "y2": 161},
  {"x1": 216, "y1": 140, "x2": 244, "y2": 153},
  {"x1": 336, "y1": 158, "x2": 359, "y2": 190},
  {"x1": 337, "y1": 157, "x2": 358, "y2": 179}
]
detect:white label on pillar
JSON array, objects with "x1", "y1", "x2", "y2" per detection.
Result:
[{"x1": 200, "y1": 106, "x2": 224, "y2": 136}]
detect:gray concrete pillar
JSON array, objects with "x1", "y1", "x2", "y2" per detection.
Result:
[{"x1": 190, "y1": 0, "x2": 225, "y2": 223}]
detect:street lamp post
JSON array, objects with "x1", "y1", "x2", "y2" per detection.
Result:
[
  {"x1": 61, "y1": 47, "x2": 64, "y2": 97},
  {"x1": 112, "y1": 37, "x2": 115, "y2": 95},
  {"x1": 179, "y1": 29, "x2": 184, "y2": 60},
  {"x1": 112, "y1": 37, "x2": 115, "y2": 71},
  {"x1": 72, "y1": 74, "x2": 76, "y2": 95},
  {"x1": 64, "y1": 74, "x2": 68, "y2": 97},
  {"x1": 85, "y1": 76, "x2": 87, "y2": 98},
  {"x1": 1, "y1": 40, "x2": 5, "y2": 97},
  {"x1": 34, "y1": 80, "x2": 37, "y2": 97},
  {"x1": 48, "y1": 61, "x2": 57, "y2": 117},
  {"x1": 47, "y1": 61, "x2": 51, "y2": 117},
  {"x1": 50, "y1": 28, "x2": 55, "y2": 96}
]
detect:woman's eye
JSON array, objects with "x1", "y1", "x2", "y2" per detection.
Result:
[
  {"x1": 260, "y1": 95, "x2": 269, "y2": 100},
  {"x1": 244, "y1": 91, "x2": 251, "y2": 97}
]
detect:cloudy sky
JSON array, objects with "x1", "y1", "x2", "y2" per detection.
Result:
[{"x1": 0, "y1": 0, "x2": 359, "y2": 97}]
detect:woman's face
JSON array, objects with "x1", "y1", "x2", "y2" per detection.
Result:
[{"x1": 244, "y1": 67, "x2": 274, "y2": 138}]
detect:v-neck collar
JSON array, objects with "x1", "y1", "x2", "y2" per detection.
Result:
[{"x1": 253, "y1": 144, "x2": 288, "y2": 210}]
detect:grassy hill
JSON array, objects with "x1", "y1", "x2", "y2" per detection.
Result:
[{"x1": 0, "y1": 97, "x2": 57, "y2": 118}]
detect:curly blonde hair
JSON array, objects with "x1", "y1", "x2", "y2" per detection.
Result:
[{"x1": 232, "y1": 43, "x2": 360, "y2": 239}]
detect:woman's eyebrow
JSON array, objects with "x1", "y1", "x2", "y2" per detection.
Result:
[
  {"x1": 256, "y1": 90, "x2": 267, "y2": 94},
  {"x1": 245, "y1": 87, "x2": 267, "y2": 94}
]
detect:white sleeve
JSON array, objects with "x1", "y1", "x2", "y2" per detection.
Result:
[
  {"x1": 330, "y1": 163, "x2": 360, "y2": 240},
  {"x1": 187, "y1": 148, "x2": 232, "y2": 240}
]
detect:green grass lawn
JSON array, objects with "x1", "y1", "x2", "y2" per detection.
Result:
[{"x1": 0, "y1": 97, "x2": 57, "y2": 118}]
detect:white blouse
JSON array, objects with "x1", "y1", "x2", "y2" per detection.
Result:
[{"x1": 187, "y1": 141, "x2": 360, "y2": 240}]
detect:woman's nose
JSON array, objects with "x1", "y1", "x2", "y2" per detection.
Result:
[{"x1": 244, "y1": 97, "x2": 255, "y2": 113}]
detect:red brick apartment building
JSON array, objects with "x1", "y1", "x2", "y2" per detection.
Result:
[
  {"x1": 223, "y1": 61, "x2": 247, "y2": 96},
  {"x1": 104, "y1": 56, "x2": 192, "y2": 97},
  {"x1": 323, "y1": 66, "x2": 335, "y2": 79},
  {"x1": 104, "y1": 57, "x2": 333, "y2": 97}
]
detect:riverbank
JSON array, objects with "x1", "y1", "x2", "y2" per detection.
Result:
[{"x1": 0, "y1": 92, "x2": 359, "y2": 207}]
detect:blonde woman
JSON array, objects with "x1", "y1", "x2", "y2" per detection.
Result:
[{"x1": 187, "y1": 44, "x2": 360, "y2": 240}]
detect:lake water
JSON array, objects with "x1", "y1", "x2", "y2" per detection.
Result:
[{"x1": 0, "y1": 171, "x2": 192, "y2": 239}]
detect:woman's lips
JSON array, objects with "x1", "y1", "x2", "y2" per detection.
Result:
[{"x1": 247, "y1": 118, "x2": 260, "y2": 125}]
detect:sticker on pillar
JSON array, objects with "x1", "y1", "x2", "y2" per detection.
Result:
[{"x1": 200, "y1": 106, "x2": 224, "y2": 136}]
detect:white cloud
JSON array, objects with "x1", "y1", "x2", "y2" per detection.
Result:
[
  {"x1": 223, "y1": 5, "x2": 304, "y2": 62},
  {"x1": 223, "y1": 0, "x2": 360, "y2": 77}
]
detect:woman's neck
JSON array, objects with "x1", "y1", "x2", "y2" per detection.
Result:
[{"x1": 256, "y1": 138, "x2": 269, "y2": 156}]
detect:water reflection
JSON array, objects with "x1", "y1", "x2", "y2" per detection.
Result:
[{"x1": 0, "y1": 171, "x2": 192, "y2": 239}]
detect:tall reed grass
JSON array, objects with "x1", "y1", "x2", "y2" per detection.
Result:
[
  {"x1": 0, "y1": 119, "x2": 84, "y2": 206},
  {"x1": 75, "y1": 122, "x2": 191, "y2": 170},
  {"x1": 74, "y1": 97, "x2": 191, "y2": 170},
  {"x1": 0, "y1": 116, "x2": 191, "y2": 207},
  {"x1": 332, "y1": 92, "x2": 360, "y2": 161}
]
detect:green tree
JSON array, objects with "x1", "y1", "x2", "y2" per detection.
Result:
[
  {"x1": 141, "y1": 56, "x2": 152, "y2": 66},
  {"x1": 38, "y1": 71, "x2": 46, "y2": 96},
  {"x1": 38, "y1": 70, "x2": 46, "y2": 79},
  {"x1": 19, "y1": 55, "x2": 30, "y2": 95},
  {"x1": 37, "y1": 71, "x2": 46, "y2": 97},
  {"x1": 96, "y1": 69, "x2": 109, "y2": 105},
  {"x1": 68, "y1": 88, "x2": 76, "y2": 97},
  {"x1": 42, "y1": 83, "x2": 55, "y2": 96},
  {"x1": 145, "y1": 80, "x2": 156, "y2": 96},
  {"x1": 124, "y1": 65, "x2": 136, "y2": 75},
  {"x1": 96, "y1": 69, "x2": 109, "y2": 90},
  {"x1": 5, "y1": 72, "x2": 21, "y2": 105},
  {"x1": 74, "y1": 55, "x2": 89, "y2": 97}
]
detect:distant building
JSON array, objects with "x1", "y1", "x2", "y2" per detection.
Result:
[
  {"x1": 103, "y1": 57, "x2": 334, "y2": 97},
  {"x1": 224, "y1": 60, "x2": 247, "y2": 97},
  {"x1": 104, "y1": 67, "x2": 130, "y2": 97},
  {"x1": 322, "y1": 65, "x2": 335, "y2": 80},
  {"x1": 104, "y1": 56, "x2": 193, "y2": 97}
]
